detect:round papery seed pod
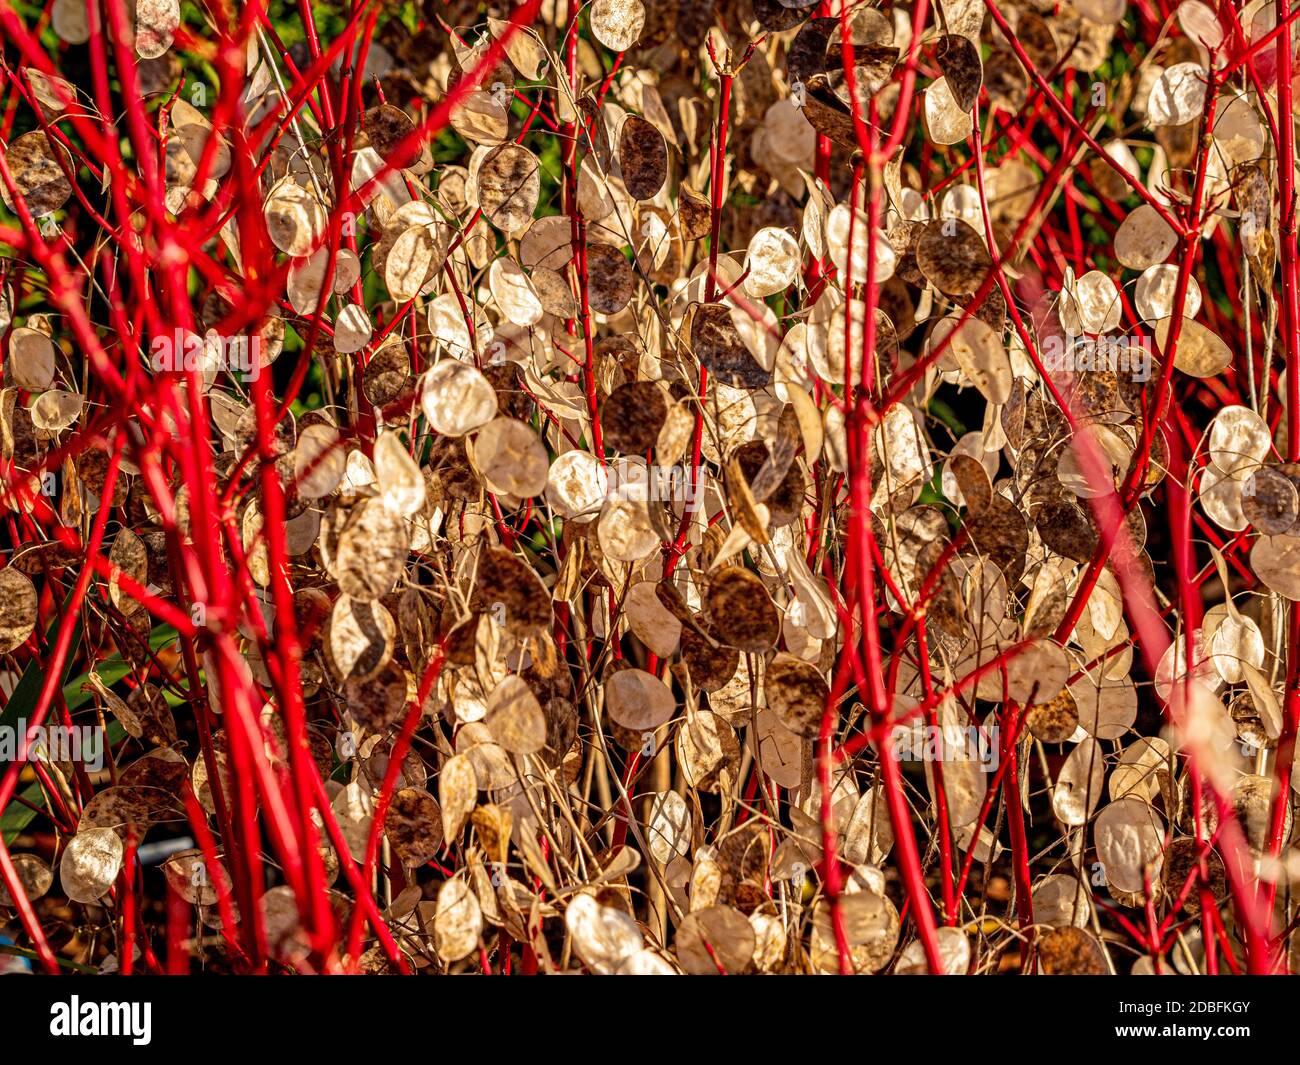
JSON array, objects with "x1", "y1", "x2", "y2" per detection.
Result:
[
  {"x1": 1024, "y1": 688, "x2": 1080, "y2": 744},
  {"x1": 1242, "y1": 465, "x2": 1299, "y2": 535},
  {"x1": 0, "y1": 566, "x2": 39, "y2": 653},
  {"x1": 60, "y1": 828, "x2": 124, "y2": 904},
  {"x1": 706, "y1": 567, "x2": 780, "y2": 653},
  {"x1": 1036, "y1": 926, "x2": 1108, "y2": 974},
  {"x1": 385, "y1": 788, "x2": 444, "y2": 867},
  {"x1": 680, "y1": 624, "x2": 741, "y2": 694},
  {"x1": 475, "y1": 546, "x2": 553, "y2": 637},
  {"x1": 618, "y1": 115, "x2": 667, "y2": 201},
  {"x1": 764, "y1": 653, "x2": 829, "y2": 738},
  {"x1": 0, "y1": 853, "x2": 53, "y2": 907},
  {"x1": 601, "y1": 380, "x2": 668, "y2": 454}
]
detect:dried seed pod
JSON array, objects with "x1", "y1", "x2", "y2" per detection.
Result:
[
  {"x1": 936, "y1": 34, "x2": 983, "y2": 112},
  {"x1": 0, "y1": 566, "x2": 38, "y2": 653},
  {"x1": 567, "y1": 892, "x2": 643, "y2": 973},
  {"x1": 585, "y1": 242, "x2": 635, "y2": 315},
  {"x1": 706, "y1": 567, "x2": 780, "y2": 653},
  {"x1": 618, "y1": 115, "x2": 667, "y2": 201},
  {"x1": 0, "y1": 853, "x2": 54, "y2": 907},
  {"x1": 333, "y1": 496, "x2": 411, "y2": 601},
  {"x1": 470, "y1": 416, "x2": 548, "y2": 497},
  {"x1": 434, "y1": 877, "x2": 482, "y2": 963},
  {"x1": 916, "y1": 219, "x2": 991, "y2": 296},
  {"x1": 1242, "y1": 466, "x2": 1299, "y2": 534},
  {"x1": 1037, "y1": 926, "x2": 1108, "y2": 975},
  {"x1": 590, "y1": 0, "x2": 646, "y2": 51},
  {"x1": 764, "y1": 653, "x2": 829, "y2": 737},
  {"x1": 601, "y1": 380, "x2": 668, "y2": 454},
  {"x1": 60, "y1": 828, "x2": 124, "y2": 904},
  {"x1": 343, "y1": 661, "x2": 409, "y2": 732},
  {"x1": 477, "y1": 144, "x2": 541, "y2": 234},
  {"x1": 421, "y1": 360, "x2": 499, "y2": 437},
  {"x1": 1025, "y1": 684, "x2": 1081, "y2": 744},
  {"x1": 476, "y1": 547, "x2": 553, "y2": 637},
  {"x1": 1, "y1": 132, "x2": 73, "y2": 217},
  {"x1": 675, "y1": 905, "x2": 755, "y2": 974},
  {"x1": 385, "y1": 788, "x2": 444, "y2": 867},
  {"x1": 691, "y1": 304, "x2": 772, "y2": 389},
  {"x1": 605, "y1": 667, "x2": 675, "y2": 730}
]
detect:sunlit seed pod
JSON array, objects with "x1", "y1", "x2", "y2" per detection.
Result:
[
  {"x1": 645, "y1": 791, "x2": 691, "y2": 864},
  {"x1": 1114, "y1": 204, "x2": 1178, "y2": 270},
  {"x1": 434, "y1": 877, "x2": 483, "y2": 963},
  {"x1": 605, "y1": 667, "x2": 675, "y2": 731},
  {"x1": 1, "y1": 132, "x2": 73, "y2": 218},
  {"x1": 488, "y1": 258, "x2": 544, "y2": 327},
  {"x1": 1156, "y1": 316, "x2": 1232, "y2": 378},
  {"x1": 484, "y1": 674, "x2": 547, "y2": 755},
  {"x1": 1251, "y1": 534, "x2": 1300, "y2": 600},
  {"x1": 896, "y1": 926, "x2": 971, "y2": 974},
  {"x1": 1052, "y1": 737, "x2": 1107, "y2": 826},
  {"x1": 1134, "y1": 262, "x2": 1202, "y2": 322},
  {"x1": 743, "y1": 227, "x2": 800, "y2": 298},
  {"x1": 1110, "y1": 736, "x2": 1172, "y2": 804},
  {"x1": 624, "y1": 581, "x2": 681, "y2": 657},
  {"x1": 60, "y1": 827, "x2": 124, "y2": 904},
  {"x1": 469, "y1": 416, "x2": 549, "y2": 497},
  {"x1": 1147, "y1": 61, "x2": 1208, "y2": 127},
  {"x1": 0, "y1": 566, "x2": 38, "y2": 653},
  {"x1": 1241, "y1": 465, "x2": 1300, "y2": 534},
  {"x1": 1199, "y1": 462, "x2": 1250, "y2": 531},
  {"x1": 1025, "y1": 687, "x2": 1080, "y2": 743},
  {"x1": 477, "y1": 144, "x2": 541, "y2": 233},
  {"x1": 939, "y1": 316, "x2": 1012, "y2": 404},
  {"x1": 325, "y1": 308, "x2": 372, "y2": 363},
  {"x1": 546, "y1": 449, "x2": 609, "y2": 521},
  {"x1": 922, "y1": 75, "x2": 973, "y2": 145},
  {"x1": 263, "y1": 178, "x2": 326, "y2": 257},
  {"x1": 135, "y1": 0, "x2": 179, "y2": 58},
  {"x1": 421, "y1": 360, "x2": 498, "y2": 437},
  {"x1": 1094, "y1": 797, "x2": 1165, "y2": 894},
  {"x1": 1031, "y1": 874, "x2": 1092, "y2": 929},
  {"x1": 1208, "y1": 405, "x2": 1271, "y2": 475},
  {"x1": 810, "y1": 889, "x2": 899, "y2": 974},
  {"x1": 567, "y1": 893, "x2": 643, "y2": 974},
  {"x1": 9, "y1": 327, "x2": 57, "y2": 391},
  {"x1": 325, "y1": 595, "x2": 396, "y2": 683},
  {"x1": 439, "y1": 754, "x2": 477, "y2": 843},
  {"x1": 450, "y1": 90, "x2": 509, "y2": 145},
  {"x1": 385, "y1": 224, "x2": 444, "y2": 303},
  {"x1": 519, "y1": 215, "x2": 575, "y2": 269},
  {"x1": 374, "y1": 431, "x2": 426, "y2": 517},
  {"x1": 162, "y1": 849, "x2": 229, "y2": 906},
  {"x1": 1071, "y1": 270, "x2": 1123, "y2": 334},
  {"x1": 676, "y1": 905, "x2": 756, "y2": 974}
]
